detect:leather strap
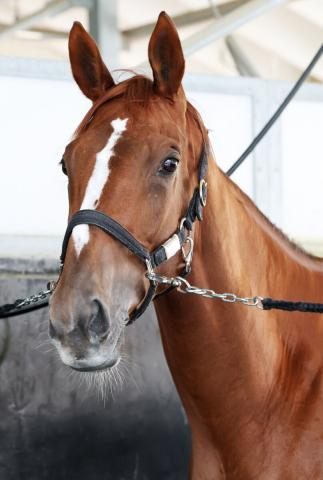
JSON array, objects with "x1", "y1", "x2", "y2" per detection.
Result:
[
  {"x1": 184, "y1": 147, "x2": 208, "y2": 230},
  {"x1": 128, "y1": 283, "x2": 157, "y2": 324},
  {"x1": 61, "y1": 210, "x2": 187, "y2": 269},
  {"x1": 61, "y1": 210, "x2": 150, "y2": 265}
]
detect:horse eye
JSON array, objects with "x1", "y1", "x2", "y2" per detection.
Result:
[
  {"x1": 60, "y1": 159, "x2": 67, "y2": 176},
  {"x1": 159, "y1": 157, "x2": 179, "y2": 175}
]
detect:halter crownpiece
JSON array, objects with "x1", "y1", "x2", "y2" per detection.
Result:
[{"x1": 59, "y1": 146, "x2": 208, "y2": 324}]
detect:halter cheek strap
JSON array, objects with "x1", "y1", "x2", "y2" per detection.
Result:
[{"x1": 59, "y1": 147, "x2": 208, "y2": 324}]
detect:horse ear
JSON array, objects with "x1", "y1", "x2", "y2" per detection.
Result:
[
  {"x1": 68, "y1": 21, "x2": 115, "y2": 102},
  {"x1": 148, "y1": 12, "x2": 185, "y2": 98}
]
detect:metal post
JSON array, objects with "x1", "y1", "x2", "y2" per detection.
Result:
[{"x1": 89, "y1": 0, "x2": 120, "y2": 69}]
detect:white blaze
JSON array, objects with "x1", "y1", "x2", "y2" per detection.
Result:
[{"x1": 73, "y1": 117, "x2": 128, "y2": 256}]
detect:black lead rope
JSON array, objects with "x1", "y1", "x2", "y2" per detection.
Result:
[
  {"x1": 226, "y1": 44, "x2": 323, "y2": 177},
  {"x1": 0, "y1": 297, "x2": 50, "y2": 319},
  {"x1": 262, "y1": 298, "x2": 323, "y2": 314}
]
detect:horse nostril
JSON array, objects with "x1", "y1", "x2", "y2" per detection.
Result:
[{"x1": 89, "y1": 299, "x2": 109, "y2": 340}]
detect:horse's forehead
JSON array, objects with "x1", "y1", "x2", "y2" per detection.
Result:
[
  {"x1": 96, "y1": 95, "x2": 184, "y2": 129},
  {"x1": 83, "y1": 116, "x2": 183, "y2": 153},
  {"x1": 72, "y1": 95, "x2": 187, "y2": 161}
]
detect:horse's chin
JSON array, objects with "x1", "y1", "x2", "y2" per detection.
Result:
[
  {"x1": 70, "y1": 355, "x2": 121, "y2": 372},
  {"x1": 54, "y1": 327, "x2": 124, "y2": 373}
]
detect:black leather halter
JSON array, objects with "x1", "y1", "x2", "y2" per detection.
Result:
[{"x1": 60, "y1": 147, "x2": 208, "y2": 324}]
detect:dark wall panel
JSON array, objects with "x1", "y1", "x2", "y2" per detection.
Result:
[{"x1": 0, "y1": 261, "x2": 190, "y2": 480}]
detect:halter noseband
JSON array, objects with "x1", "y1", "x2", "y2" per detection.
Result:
[{"x1": 60, "y1": 147, "x2": 208, "y2": 324}]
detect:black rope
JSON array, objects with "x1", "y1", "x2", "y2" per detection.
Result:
[
  {"x1": 0, "y1": 300, "x2": 26, "y2": 318},
  {"x1": 226, "y1": 44, "x2": 323, "y2": 177},
  {"x1": 0, "y1": 297, "x2": 49, "y2": 319},
  {"x1": 262, "y1": 298, "x2": 323, "y2": 314}
]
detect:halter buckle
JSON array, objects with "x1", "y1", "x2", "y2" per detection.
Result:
[
  {"x1": 145, "y1": 258, "x2": 154, "y2": 275},
  {"x1": 181, "y1": 236, "x2": 194, "y2": 273},
  {"x1": 47, "y1": 281, "x2": 58, "y2": 293},
  {"x1": 199, "y1": 179, "x2": 207, "y2": 207}
]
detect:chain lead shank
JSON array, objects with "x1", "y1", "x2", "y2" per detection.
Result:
[
  {"x1": 0, "y1": 283, "x2": 56, "y2": 319},
  {"x1": 146, "y1": 272, "x2": 263, "y2": 309}
]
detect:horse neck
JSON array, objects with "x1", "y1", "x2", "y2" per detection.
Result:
[{"x1": 154, "y1": 157, "x2": 323, "y2": 424}]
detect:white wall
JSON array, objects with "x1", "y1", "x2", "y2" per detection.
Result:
[
  {"x1": 188, "y1": 91, "x2": 253, "y2": 197},
  {"x1": 282, "y1": 100, "x2": 323, "y2": 242},
  {"x1": 0, "y1": 76, "x2": 89, "y2": 237}
]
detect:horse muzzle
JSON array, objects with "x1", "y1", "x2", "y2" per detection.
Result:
[{"x1": 49, "y1": 296, "x2": 124, "y2": 371}]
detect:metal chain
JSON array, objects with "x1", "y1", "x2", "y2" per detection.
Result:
[
  {"x1": 14, "y1": 282, "x2": 56, "y2": 310},
  {"x1": 146, "y1": 272, "x2": 263, "y2": 309},
  {"x1": 0, "y1": 281, "x2": 58, "y2": 319}
]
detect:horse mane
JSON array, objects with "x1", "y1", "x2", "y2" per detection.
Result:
[{"x1": 186, "y1": 101, "x2": 209, "y2": 148}]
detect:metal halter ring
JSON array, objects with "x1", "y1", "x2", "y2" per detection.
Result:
[
  {"x1": 181, "y1": 236, "x2": 194, "y2": 272},
  {"x1": 145, "y1": 258, "x2": 154, "y2": 276},
  {"x1": 199, "y1": 179, "x2": 207, "y2": 207}
]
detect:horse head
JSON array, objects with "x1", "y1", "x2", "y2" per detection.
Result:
[{"x1": 49, "y1": 12, "x2": 207, "y2": 372}]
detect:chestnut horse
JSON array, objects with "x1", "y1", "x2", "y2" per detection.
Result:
[{"x1": 50, "y1": 12, "x2": 323, "y2": 479}]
